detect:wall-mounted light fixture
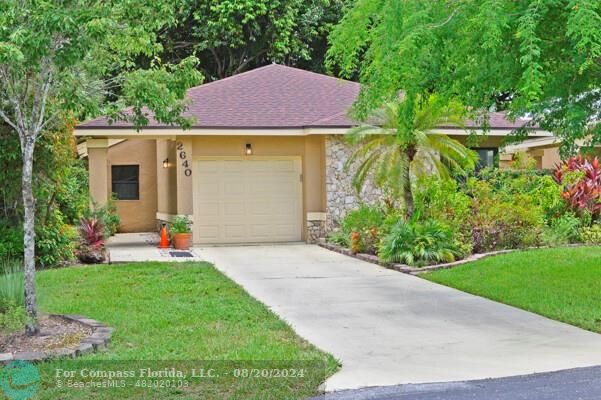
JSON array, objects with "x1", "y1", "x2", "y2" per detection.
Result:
[
  {"x1": 245, "y1": 143, "x2": 253, "y2": 155},
  {"x1": 162, "y1": 158, "x2": 169, "y2": 168}
]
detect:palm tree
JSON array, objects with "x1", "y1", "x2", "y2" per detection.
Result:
[{"x1": 345, "y1": 95, "x2": 478, "y2": 217}]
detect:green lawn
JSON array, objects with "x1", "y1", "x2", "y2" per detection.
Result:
[
  {"x1": 424, "y1": 246, "x2": 601, "y2": 333},
  {"x1": 32, "y1": 262, "x2": 337, "y2": 399}
]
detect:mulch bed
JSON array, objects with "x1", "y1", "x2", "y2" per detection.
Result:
[
  {"x1": 0, "y1": 315, "x2": 92, "y2": 355},
  {"x1": 0, "y1": 314, "x2": 113, "y2": 362}
]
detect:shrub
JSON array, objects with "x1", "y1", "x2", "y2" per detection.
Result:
[
  {"x1": 0, "y1": 301, "x2": 28, "y2": 333},
  {"x1": 0, "y1": 212, "x2": 77, "y2": 268},
  {"x1": 170, "y1": 215, "x2": 192, "y2": 235},
  {"x1": 36, "y1": 211, "x2": 77, "y2": 268},
  {"x1": 580, "y1": 224, "x2": 601, "y2": 244},
  {"x1": 55, "y1": 159, "x2": 90, "y2": 225},
  {"x1": 327, "y1": 230, "x2": 350, "y2": 247},
  {"x1": 87, "y1": 197, "x2": 121, "y2": 238},
  {"x1": 339, "y1": 205, "x2": 385, "y2": 254},
  {"x1": 0, "y1": 227, "x2": 24, "y2": 260},
  {"x1": 413, "y1": 178, "x2": 473, "y2": 252},
  {"x1": 477, "y1": 167, "x2": 564, "y2": 221},
  {"x1": 466, "y1": 178, "x2": 544, "y2": 252},
  {"x1": 379, "y1": 219, "x2": 460, "y2": 267},
  {"x1": 553, "y1": 156, "x2": 601, "y2": 219},
  {"x1": 541, "y1": 214, "x2": 581, "y2": 246},
  {"x1": 341, "y1": 205, "x2": 385, "y2": 234},
  {"x1": 77, "y1": 217, "x2": 106, "y2": 264}
]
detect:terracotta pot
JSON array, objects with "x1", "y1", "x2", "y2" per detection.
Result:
[{"x1": 172, "y1": 233, "x2": 192, "y2": 250}]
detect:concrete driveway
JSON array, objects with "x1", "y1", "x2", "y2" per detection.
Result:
[{"x1": 199, "y1": 244, "x2": 601, "y2": 391}]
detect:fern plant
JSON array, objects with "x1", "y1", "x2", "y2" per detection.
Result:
[{"x1": 379, "y1": 219, "x2": 460, "y2": 267}]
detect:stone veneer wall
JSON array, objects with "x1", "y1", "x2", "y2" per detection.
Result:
[
  {"x1": 325, "y1": 135, "x2": 383, "y2": 231},
  {"x1": 306, "y1": 219, "x2": 326, "y2": 243}
]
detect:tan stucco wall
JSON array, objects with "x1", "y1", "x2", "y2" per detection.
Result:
[
  {"x1": 156, "y1": 139, "x2": 178, "y2": 215},
  {"x1": 539, "y1": 146, "x2": 561, "y2": 169},
  {"x1": 186, "y1": 135, "x2": 327, "y2": 241},
  {"x1": 501, "y1": 145, "x2": 562, "y2": 170},
  {"x1": 107, "y1": 140, "x2": 158, "y2": 232},
  {"x1": 88, "y1": 146, "x2": 108, "y2": 207}
]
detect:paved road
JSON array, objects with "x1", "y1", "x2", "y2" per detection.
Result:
[
  {"x1": 200, "y1": 244, "x2": 601, "y2": 391},
  {"x1": 310, "y1": 366, "x2": 601, "y2": 400}
]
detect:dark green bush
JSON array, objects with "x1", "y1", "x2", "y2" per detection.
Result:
[
  {"x1": 0, "y1": 121, "x2": 88, "y2": 268},
  {"x1": 0, "y1": 212, "x2": 77, "y2": 268},
  {"x1": 36, "y1": 211, "x2": 77, "y2": 268},
  {"x1": 0, "y1": 227, "x2": 24, "y2": 260}
]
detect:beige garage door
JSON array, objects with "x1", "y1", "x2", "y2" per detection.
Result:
[{"x1": 193, "y1": 157, "x2": 303, "y2": 244}]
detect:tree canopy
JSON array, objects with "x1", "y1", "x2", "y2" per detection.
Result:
[
  {"x1": 159, "y1": 0, "x2": 349, "y2": 79},
  {"x1": 327, "y1": 0, "x2": 601, "y2": 155},
  {"x1": 0, "y1": 0, "x2": 203, "y2": 131},
  {"x1": 0, "y1": 0, "x2": 203, "y2": 333}
]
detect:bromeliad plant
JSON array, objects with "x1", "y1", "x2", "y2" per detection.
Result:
[
  {"x1": 553, "y1": 156, "x2": 601, "y2": 219},
  {"x1": 77, "y1": 217, "x2": 106, "y2": 264}
]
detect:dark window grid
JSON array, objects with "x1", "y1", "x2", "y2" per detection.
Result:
[
  {"x1": 111, "y1": 165, "x2": 140, "y2": 200},
  {"x1": 474, "y1": 147, "x2": 499, "y2": 169}
]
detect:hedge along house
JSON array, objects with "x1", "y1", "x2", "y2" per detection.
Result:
[{"x1": 75, "y1": 64, "x2": 553, "y2": 244}]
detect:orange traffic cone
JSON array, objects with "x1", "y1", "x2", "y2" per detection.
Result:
[{"x1": 158, "y1": 224, "x2": 170, "y2": 248}]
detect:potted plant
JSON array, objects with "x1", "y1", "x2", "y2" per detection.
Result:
[{"x1": 170, "y1": 215, "x2": 193, "y2": 250}]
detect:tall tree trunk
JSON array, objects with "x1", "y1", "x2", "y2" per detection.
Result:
[
  {"x1": 403, "y1": 146, "x2": 417, "y2": 218},
  {"x1": 21, "y1": 137, "x2": 38, "y2": 335}
]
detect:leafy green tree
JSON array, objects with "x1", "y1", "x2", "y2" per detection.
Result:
[
  {"x1": 345, "y1": 96, "x2": 477, "y2": 216},
  {"x1": 160, "y1": 0, "x2": 349, "y2": 79},
  {"x1": 327, "y1": 0, "x2": 601, "y2": 155},
  {"x1": 0, "y1": 0, "x2": 203, "y2": 334}
]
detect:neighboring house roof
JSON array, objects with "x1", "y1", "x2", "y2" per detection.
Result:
[
  {"x1": 503, "y1": 137, "x2": 562, "y2": 153},
  {"x1": 78, "y1": 63, "x2": 537, "y2": 131}
]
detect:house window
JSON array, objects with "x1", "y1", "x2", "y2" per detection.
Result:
[
  {"x1": 111, "y1": 165, "x2": 139, "y2": 200},
  {"x1": 474, "y1": 148, "x2": 498, "y2": 170}
]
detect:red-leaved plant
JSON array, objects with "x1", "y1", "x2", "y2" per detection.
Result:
[
  {"x1": 553, "y1": 156, "x2": 601, "y2": 218},
  {"x1": 77, "y1": 217, "x2": 106, "y2": 264}
]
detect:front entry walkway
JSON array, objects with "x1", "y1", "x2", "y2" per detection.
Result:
[
  {"x1": 199, "y1": 244, "x2": 601, "y2": 392},
  {"x1": 107, "y1": 233, "x2": 203, "y2": 262}
]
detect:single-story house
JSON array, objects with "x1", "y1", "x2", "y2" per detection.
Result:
[
  {"x1": 75, "y1": 64, "x2": 554, "y2": 244},
  {"x1": 501, "y1": 137, "x2": 601, "y2": 169},
  {"x1": 500, "y1": 137, "x2": 562, "y2": 169}
]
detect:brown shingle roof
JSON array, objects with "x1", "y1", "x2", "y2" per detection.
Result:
[
  {"x1": 78, "y1": 64, "x2": 534, "y2": 130},
  {"x1": 79, "y1": 64, "x2": 360, "y2": 129}
]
